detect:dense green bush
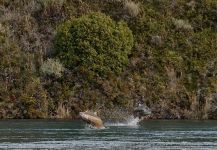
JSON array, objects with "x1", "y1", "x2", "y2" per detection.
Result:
[{"x1": 54, "y1": 12, "x2": 134, "y2": 77}]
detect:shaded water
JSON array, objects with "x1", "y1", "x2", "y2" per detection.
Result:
[{"x1": 0, "y1": 120, "x2": 217, "y2": 149}]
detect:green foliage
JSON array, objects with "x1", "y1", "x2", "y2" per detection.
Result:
[
  {"x1": 20, "y1": 78, "x2": 49, "y2": 118},
  {"x1": 0, "y1": 0, "x2": 217, "y2": 119},
  {"x1": 54, "y1": 12, "x2": 134, "y2": 77},
  {"x1": 0, "y1": 22, "x2": 50, "y2": 119},
  {"x1": 38, "y1": 0, "x2": 65, "y2": 7}
]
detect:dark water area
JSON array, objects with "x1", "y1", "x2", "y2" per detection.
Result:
[{"x1": 0, "y1": 119, "x2": 217, "y2": 149}]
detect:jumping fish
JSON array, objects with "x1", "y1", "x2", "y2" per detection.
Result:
[{"x1": 79, "y1": 111, "x2": 104, "y2": 129}]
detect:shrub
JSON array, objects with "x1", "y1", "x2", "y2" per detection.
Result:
[
  {"x1": 172, "y1": 18, "x2": 193, "y2": 31},
  {"x1": 150, "y1": 35, "x2": 163, "y2": 46},
  {"x1": 0, "y1": 23, "x2": 6, "y2": 43},
  {"x1": 20, "y1": 77, "x2": 49, "y2": 119},
  {"x1": 38, "y1": 0, "x2": 65, "y2": 8},
  {"x1": 54, "y1": 12, "x2": 133, "y2": 77},
  {"x1": 124, "y1": 1, "x2": 140, "y2": 17},
  {"x1": 41, "y1": 58, "x2": 64, "y2": 77}
]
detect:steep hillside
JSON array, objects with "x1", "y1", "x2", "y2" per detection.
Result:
[{"x1": 0, "y1": 0, "x2": 217, "y2": 119}]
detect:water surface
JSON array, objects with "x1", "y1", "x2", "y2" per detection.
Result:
[{"x1": 0, "y1": 120, "x2": 217, "y2": 149}]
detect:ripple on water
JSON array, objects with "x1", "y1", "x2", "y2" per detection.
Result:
[
  {"x1": 0, "y1": 120, "x2": 217, "y2": 149},
  {"x1": 1, "y1": 141, "x2": 217, "y2": 150}
]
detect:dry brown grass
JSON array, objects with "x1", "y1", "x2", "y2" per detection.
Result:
[
  {"x1": 123, "y1": 0, "x2": 140, "y2": 17},
  {"x1": 56, "y1": 103, "x2": 71, "y2": 119},
  {"x1": 173, "y1": 18, "x2": 193, "y2": 31},
  {"x1": 40, "y1": 58, "x2": 64, "y2": 77}
]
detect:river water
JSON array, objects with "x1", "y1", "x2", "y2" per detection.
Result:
[{"x1": 0, "y1": 119, "x2": 217, "y2": 149}]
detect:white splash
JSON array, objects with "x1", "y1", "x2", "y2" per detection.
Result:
[
  {"x1": 83, "y1": 124, "x2": 106, "y2": 130},
  {"x1": 105, "y1": 116, "x2": 140, "y2": 127}
]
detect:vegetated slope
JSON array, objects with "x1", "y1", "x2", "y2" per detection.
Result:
[{"x1": 0, "y1": 0, "x2": 216, "y2": 119}]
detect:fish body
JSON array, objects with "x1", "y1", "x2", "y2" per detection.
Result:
[{"x1": 79, "y1": 111, "x2": 104, "y2": 129}]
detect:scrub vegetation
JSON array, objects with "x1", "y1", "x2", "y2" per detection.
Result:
[{"x1": 0, "y1": 0, "x2": 216, "y2": 119}]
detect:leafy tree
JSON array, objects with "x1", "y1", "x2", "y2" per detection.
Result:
[{"x1": 54, "y1": 12, "x2": 134, "y2": 77}]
